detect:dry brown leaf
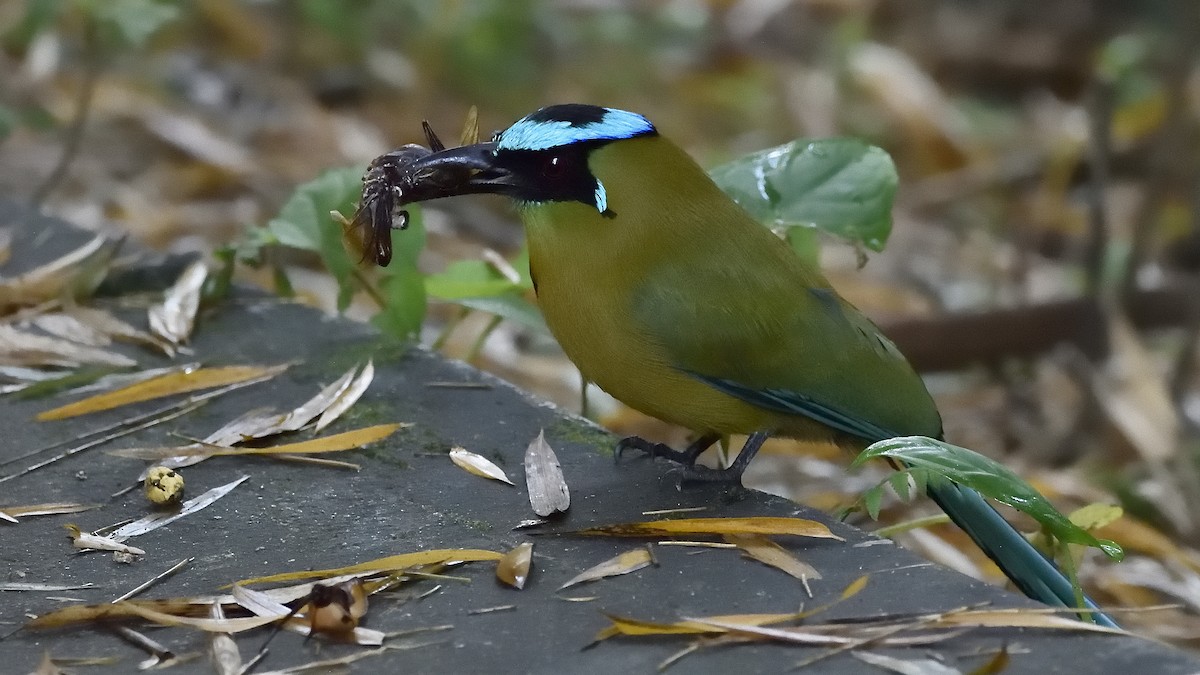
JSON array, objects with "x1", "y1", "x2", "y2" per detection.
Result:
[
  {"x1": 724, "y1": 533, "x2": 821, "y2": 593},
  {"x1": 111, "y1": 424, "x2": 406, "y2": 460},
  {"x1": 560, "y1": 547, "x2": 653, "y2": 591},
  {"x1": 232, "y1": 583, "x2": 382, "y2": 645},
  {"x1": 37, "y1": 364, "x2": 288, "y2": 421},
  {"x1": 0, "y1": 236, "x2": 113, "y2": 312},
  {"x1": 29, "y1": 313, "x2": 112, "y2": 347},
  {"x1": 69, "y1": 306, "x2": 173, "y2": 355},
  {"x1": 450, "y1": 447, "x2": 514, "y2": 485},
  {"x1": 929, "y1": 607, "x2": 1125, "y2": 633},
  {"x1": 599, "y1": 610, "x2": 807, "y2": 640},
  {"x1": 496, "y1": 542, "x2": 533, "y2": 589},
  {"x1": 109, "y1": 475, "x2": 249, "y2": 540},
  {"x1": 314, "y1": 360, "x2": 374, "y2": 432},
  {"x1": 0, "y1": 502, "x2": 98, "y2": 520},
  {"x1": 524, "y1": 430, "x2": 569, "y2": 517},
  {"x1": 208, "y1": 602, "x2": 242, "y2": 675},
  {"x1": 570, "y1": 517, "x2": 842, "y2": 540},
  {"x1": 681, "y1": 616, "x2": 960, "y2": 647},
  {"x1": 148, "y1": 260, "x2": 207, "y2": 345},
  {"x1": 65, "y1": 524, "x2": 145, "y2": 555},
  {"x1": 236, "y1": 548, "x2": 504, "y2": 586},
  {"x1": 27, "y1": 599, "x2": 213, "y2": 629},
  {"x1": 0, "y1": 325, "x2": 136, "y2": 368}
]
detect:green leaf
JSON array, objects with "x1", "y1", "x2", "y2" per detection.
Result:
[
  {"x1": 425, "y1": 260, "x2": 520, "y2": 300},
  {"x1": 454, "y1": 295, "x2": 548, "y2": 335},
  {"x1": 373, "y1": 266, "x2": 426, "y2": 339},
  {"x1": 709, "y1": 138, "x2": 897, "y2": 251},
  {"x1": 87, "y1": 0, "x2": 180, "y2": 48},
  {"x1": 265, "y1": 167, "x2": 364, "y2": 311},
  {"x1": 861, "y1": 485, "x2": 883, "y2": 520},
  {"x1": 887, "y1": 471, "x2": 911, "y2": 501},
  {"x1": 853, "y1": 436, "x2": 1124, "y2": 561}
]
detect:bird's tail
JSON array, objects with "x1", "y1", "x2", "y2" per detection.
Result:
[{"x1": 925, "y1": 479, "x2": 1118, "y2": 628}]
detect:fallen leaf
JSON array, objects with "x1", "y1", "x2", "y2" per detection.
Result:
[
  {"x1": 148, "y1": 261, "x2": 208, "y2": 345},
  {"x1": 0, "y1": 582, "x2": 95, "y2": 592},
  {"x1": 560, "y1": 547, "x2": 653, "y2": 590},
  {"x1": 236, "y1": 548, "x2": 505, "y2": 586},
  {"x1": 29, "y1": 313, "x2": 111, "y2": 346},
  {"x1": 208, "y1": 602, "x2": 242, "y2": 675},
  {"x1": 853, "y1": 651, "x2": 962, "y2": 675},
  {"x1": 65, "y1": 524, "x2": 145, "y2": 555},
  {"x1": 0, "y1": 236, "x2": 114, "y2": 312},
  {"x1": 496, "y1": 542, "x2": 533, "y2": 589},
  {"x1": 69, "y1": 305, "x2": 173, "y2": 355},
  {"x1": 0, "y1": 325, "x2": 136, "y2": 369},
  {"x1": 568, "y1": 517, "x2": 842, "y2": 540},
  {"x1": 111, "y1": 424, "x2": 406, "y2": 460},
  {"x1": 450, "y1": 447, "x2": 513, "y2": 486},
  {"x1": 724, "y1": 533, "x2": 821, "y2": 594},
  {"x1": 278, "y1": 366, "x2": 357, "y2": 432},
  {"x1": 0, "y1": 502, "x2": 98, "y2": 520},
  {"x1": 37, "y1": 364, "x2": 288, "y2": 421},
  {"x1": 599, "y1": 610, "x2": 807, "y2": 641},
  {"x1": 315, "y1": 360, "x2": 374, "y2": 432},
  {"x1": 524, "y1": 430, "x2": 569, "y2": 517}
]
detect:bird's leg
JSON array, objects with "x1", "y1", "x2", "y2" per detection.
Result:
[
  {"x1": 615, "y1": 433, "x2": 721, "y2": 467},
  {"x1": 680, "y1": 431, "x2": 769, "y2": 484}
]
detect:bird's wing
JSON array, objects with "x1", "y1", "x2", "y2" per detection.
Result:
[{"x1": 629, "y1": 254, "x2": 942, "y2": 440}]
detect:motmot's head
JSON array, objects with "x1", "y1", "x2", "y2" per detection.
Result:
[{"x1": 405, "y1": 104, "x2": 659, "y2": 216}]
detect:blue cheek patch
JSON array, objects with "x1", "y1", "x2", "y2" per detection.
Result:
[{"x1": 497, "y1": 108, "x2": 655, "y2": 152}]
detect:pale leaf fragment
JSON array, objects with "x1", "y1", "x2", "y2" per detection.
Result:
[
  {"x1": 66, "y1": 524, "x2": 145, "y2": 555},
  {"x1": 37, "y1": 364, "x2": 288, "y2": 421},
  {"x1": 560, "y1": 547, "x2": 652, "y2": 590},
  {"x1": 496, "y1": 542, "x2": 533, "y2": 590},
  {"x1": 237, "y1": 548, "x2": 503, "y2": 586},
  {"x1": 0, "y1": 502, "x2": 98, "y2": 519},
  {"x1": 208, "y1": 602, "x2": 242, "y2": 675},
  {"x1": 0, "y1": 325, "x2": 136, "y2": 368},
  {"x1": 148, "y1": 261, "x2": 208, "y2": 345},
  {"x1": 279, "y1": 367, "x2": 357, "y2": 432},
  {"x1": 524, "y1": 430, "x2": 569, "y2": 517},
  {"x1": 314, "y1": 360, "x2": 374, "y2": 432},
  {"x1": 109, "y1": 475, "x2": 250, "y2": 541},
  {"x1": 29, "y1": 313, "x2": 111, "y2": 346},
  {"x1": 29, "y1": 651, "x2": 63, "y2": 675},
  {"x1": 853, "y1": 651, "x2": 962, "y2": 675},
  {"x1": 70, "y1": 306, "x2": 173, "y2": 355},
  {"x1": 0, "y1": 582, "x2": 95, "y2": 592},
  {"x1": 450, "y1": 447, "x2": 513, "y2": 485},
  {"x1": 0, "y1": 236, "x2": 109, "y2": 311},
  {"x1": 111, "y1": 424, "x2": 405, "y2": 461},
  {"x1": 724, "y1": 533, "x2": 820, "y2": 594}
]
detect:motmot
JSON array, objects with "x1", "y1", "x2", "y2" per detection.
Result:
[{"x1": 395, "y1": 103, "x2": 1115, "y2": 626}]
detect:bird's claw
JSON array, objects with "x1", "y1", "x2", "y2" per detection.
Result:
[
  {"x1": 676, "y1": 464, "x2": 747, "y2": 486},
  {"x1": 614, "y1": 436, "x2": 695, "y2": 466}
]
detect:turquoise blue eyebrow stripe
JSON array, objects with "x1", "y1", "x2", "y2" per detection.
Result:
[{"x1": 497, "y1": 108, "x2": 654, "y2": 151}]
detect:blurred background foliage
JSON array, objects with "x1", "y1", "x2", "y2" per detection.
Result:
[{"x1": 4, "y1": 0, "x2": 1200, "y2": 644}]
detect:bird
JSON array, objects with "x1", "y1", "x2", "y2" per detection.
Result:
[{"x1": 400, "y1": 103, "x2": 1115, "y2": 626}]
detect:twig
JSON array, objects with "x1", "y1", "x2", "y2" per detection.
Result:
[
  {"x1": 112, "y1": 557, "x2": 193, "y2": 603},
  {"x1": 32, "y1": 17, "x2": 103, "y2": 205}
]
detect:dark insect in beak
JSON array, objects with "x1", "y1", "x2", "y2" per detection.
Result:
[{"x1": 347, "y1": 144, "x2": 431, "y2": 267}]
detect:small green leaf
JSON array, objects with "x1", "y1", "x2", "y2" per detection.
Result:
[
  {"x1": 861, "y1": 485, "x2": 883, "y2": 520},
  {"x1": 887, "y1": 471, "x2": 911, "y2": 501},
  {"x1": 373, "y1": 266, "x2": 426, "y2": 339},
  {"x1": 853, "y1": 436, "x2": 1124, "y2": 561},
  {"x1": 425, "y1": 260, "x2": 520, "y2": 300},
  {"x1": 454, "y1": 295, "x2": 549, "y2": 335},
  {"x1": 88, "y1": 0, "x2": 180, "y2": 48},
  {"x1": 709, "y1": 138, "x2": 897, "y2": 251}
]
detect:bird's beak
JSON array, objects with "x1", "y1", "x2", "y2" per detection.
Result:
[{"x1": 403, "y1": 141, "x2": 517, "y2": 200}]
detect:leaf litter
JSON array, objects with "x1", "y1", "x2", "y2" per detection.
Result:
[
  {"x1": 559, "y1": 546, "x2": 655, "y2": 591},
  {"x1": 562, "y1": 516, "x2": 842, "y2": 540},
  {"x1": 450, "y1": 447, "x2": 513, "y2": 485},
  {"x1": 147, "y1": 260, "x2": 207, "y2": 346},
  {"x1": 524, "y1": 429, "x2": 569, "y2": 517}
]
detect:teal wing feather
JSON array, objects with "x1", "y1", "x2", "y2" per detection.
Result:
[{"x1": 630, "y1": 250, "x2": 1117, "y2": 627}]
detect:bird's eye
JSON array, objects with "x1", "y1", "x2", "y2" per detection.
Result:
[{"x1": 543, "y1": 155, "x2": 566, "y2": 178}]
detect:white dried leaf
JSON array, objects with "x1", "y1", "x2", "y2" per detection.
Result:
[
  {"x1": 29, "y1": 313, "x2": 111, "y2": 346},
  {"x1": 110, "y1": 475, "x2": 249, "y2": 540},
  {"x1": 314, "y1": 360, "x2": 374, "y2": 432},
  {"x1": 449, "y1": 447, "x2": 513, "y2": 486},
  {"x1": 208, "y1": 602, "x2": 242, "y2": 675},
  {"x1": 148, "y1": 261, "x2": 207, "y2": 345},
  {"x1": 853, "y1": 651, "x2": 962, "y2": 675},
  {"x1": 70, "y1": 306, "x2": 173, "y2": 355},
  {"x1": 0, "y1": 236, "x2": 106, "y2": 311},
  {"x1": 559, "y1": 547, "x2": 653, "y2": 590},
  {"x1": 0, "y1": 325, "x2": 136, "y2": 368},
  {"x1": 66, "y1": 525, "x2": 145, "y2": 555},
  {"x1": 524, "y1": 430, "x2": 569, "y2": 517},
  {"x1": 280, "y1": 366, "x2": 358, "y2": 432}
]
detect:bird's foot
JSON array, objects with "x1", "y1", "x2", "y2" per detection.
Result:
[
  {"x1": 614, "y1": 436, "x2": 698, "y2": 466},
  {"x1": 677, "y1": 463, "x2": 747, "y2": 486}
]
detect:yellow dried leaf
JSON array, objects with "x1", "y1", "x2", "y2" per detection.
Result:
[
  {"x1": 0, "y1": 502, "x2": 98, "y2": 518},
  {"x1": 459, "y1": 105, "x2": 479, "y2": 146},
  {"x1": 113, "y1": 424, "x2": 407, "y2": 460},
  {"x1": 559, "y1": 547, "x2": 652, "y2": 590},
  {"x1": 600, "y1": 611, "x2": 805, "y2": 639},
  {"x1": 28, "y1": 599, "x2": 208, "y2": 629},
  {"x1": 725, "y1": 534, "x2": 821, "y2": 589},
  {"x1": 113, "y1": 601, "x2": 280, "y2": 633},
  {"x1": 236, "y1": 548, "x2": 504, "y2": 586},
  {"x1": 37, "y1": 364, "x2": 288, "y2": 421},
  {"x1": 449, "y1": 447, "x2": 513, "y2": 485},
  {"x1": 496, "y1": 542, "x2": 533, "y2": 589},
  {"x1": 571, "y1": 517, "x2": 841, "y2": 540},
  {"x1": 931, "y1": 608, "x2": 1124, "y2": 633}
]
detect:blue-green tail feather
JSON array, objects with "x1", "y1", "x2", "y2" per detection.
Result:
[{"x1": 694, "y1": 374, "x2": 1118, "y2": 627}]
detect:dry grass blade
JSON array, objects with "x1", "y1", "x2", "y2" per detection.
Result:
[
  {"x1": 599, "y1": 611, "x2": 808, "y2": 641},
  {"x1": 147, "y1": 260, "x2": 207, "y2": 345},
  {"x1": 109, "y1": 475, "x2": 249, "y2": 541},
  {"x1": 65, "y1": 524, "x2": 145, "y2": 555},
  {"x1": 29, "y1": 313, "x2": 111, "y2": 346},
  {"x1": 679, "y1": 617, "x2": 959, "y2": 647},
  {"x1": 724, "y1": 533, "x2": 821, "y2": 595},
  {"x1": 853, "y1": 651, "x2": 962, "y2": 675},
  {"x1": 278, "y1": 366, "x2": 357, "y2": 432},
  {"x1": 449, "y1": 447, "x2": 514, "y2": 485},
  {"x1": 236, "y1": 548, "x2": 504, "y2": 586},
  {"x1": 254, "y1": 646, "x2": 395, "y2": 675},
  {"x1": 560, "y1": 547, "x2": 653, "y2": 590},
  {"x1": 0, "y1": 236, "x2": 109, "y2": 312},
  {"x1": 111, "y1": 424, "x2": 407, "y2": 460},
  {"x1": 929, "y1": 607, "x2": 1125, "y2": 633},
  {"x1": 314, "y1": 360, "x2": 374, "y2": 432},
  {"x1": 524, "y1": 430, "x2": 569, "y2": 517},
  {"x1": 208, "y1": 602, "x2": 242, "y2": 675},
  {"x1": 496, "y1": 542, "x2": 533, "y2": 589},
  {"x1": 0, "y1": 502, "x2": 98, "y2": 520},
  {"x1": 0, "y1": 325, "x2": 136, "y2": 368},
  {"x1": 0, "y1": 582, "x2": 95, "y2": 592},
  {"x1": 27, "y1": 599, "x2": 213, "y2": 629},
  {"x1": 568, "y1": 517, "x2": 842, "y2": 540},
  {"x1": 69, "y1": 305, "x2": 173, "y2": 355},
  {"x1": 109, "y1": 602, "x2": 280, "y2": 632},
  {"x1": 37, "y1": 364, "x2": 288, "y2": 421}
]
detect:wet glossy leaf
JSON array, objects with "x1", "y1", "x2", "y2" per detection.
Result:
[
  {"x1": 853, "y1": 436, "x2": 1124, "y2": 561},
  {"x1": 496, "y1": 542, "x2": 533, "y2": 589},
  {"x1": 709, "y1": 138, "x2": 897, "y2": 251}
]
